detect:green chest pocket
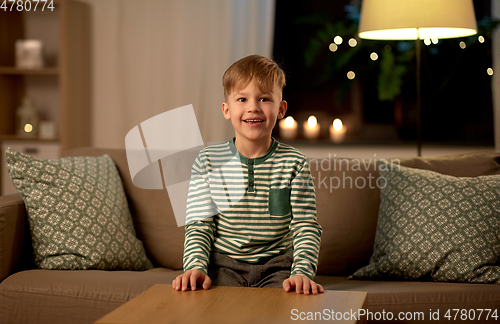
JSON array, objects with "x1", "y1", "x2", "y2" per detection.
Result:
[{"x1": 268, "y1": 187, "x2": 291, "y2": 216}]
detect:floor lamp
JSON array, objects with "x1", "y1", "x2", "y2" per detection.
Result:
[{"x1": 357, "y1": 0, "x2": 477, "y2": 156}]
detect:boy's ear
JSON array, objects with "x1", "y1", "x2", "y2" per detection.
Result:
[
  {"x1": 222, "y1": 103, "x2": 231, "y2": 120},
  {"x1": 277, "y1": 100, "x2": 288, "y2": 119}
]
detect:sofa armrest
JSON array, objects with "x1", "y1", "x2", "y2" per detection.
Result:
[{"x1": 0, "y1": 194, "x2": 33, "y2": 282}]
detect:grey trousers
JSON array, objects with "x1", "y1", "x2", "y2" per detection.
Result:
[{"x1": 208, "y1": 250, "x2": 293, "y2": 288}]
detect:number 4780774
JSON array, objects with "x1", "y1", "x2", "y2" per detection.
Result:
[{"x1": 1, "y1": 0, "x2": 55, "y2": 12}]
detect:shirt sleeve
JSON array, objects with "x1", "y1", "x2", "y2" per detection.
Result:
[
  {"x1": 289, "y1": 158, "x2": 322, "y2": 279},
  {"x1": 183, "y1": 153, "x2": 217, "y2": 275}
]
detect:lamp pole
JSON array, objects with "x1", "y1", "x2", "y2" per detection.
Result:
[{"x1": 416, "y1": 33, "x2": 422, "y2": 157}]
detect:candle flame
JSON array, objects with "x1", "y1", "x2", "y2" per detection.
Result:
[
  {"x1": 307, "y1": 116, "x2": 317, "y2": 128},
  {"x1": 333, "y1": 119, "x2": 343, "y2": 131},
  {"x1": 24, "y1": 124, "x2": 33, "y2": 133}
]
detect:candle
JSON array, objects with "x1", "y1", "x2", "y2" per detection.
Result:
[
  {"x1": 330, "y1": 118, "x2": 346, "y2": 143},
  {"x1": 279, "y1": 116, "x2": 297, "y2": 140},
  {"x1": 303, "y1": 115, "x2": 320, "y2": 140}
]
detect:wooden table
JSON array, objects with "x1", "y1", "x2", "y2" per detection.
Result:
[{"x1": 95, "y1": 284, "x2": 367, "y2": 324}]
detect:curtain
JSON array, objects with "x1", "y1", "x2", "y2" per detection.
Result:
[{"x1": 84, "y1": 0, "x2": 276, "y2": 148}]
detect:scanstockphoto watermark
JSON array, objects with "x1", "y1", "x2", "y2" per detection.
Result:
[{"x1": 308, "y1": 154, "x2": 401, "y2": 191}]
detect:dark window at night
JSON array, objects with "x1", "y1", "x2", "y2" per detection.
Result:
[{"x1": 272, "y1": 0, "x2": 495, "y2": 145}]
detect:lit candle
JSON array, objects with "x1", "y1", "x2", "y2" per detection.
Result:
[
  {"x1": 303, "y1": 115, "x2": 320, "y2": 140},
  {"x1": 330, "y1": 118, "x2": 346, "y2": 143},
  {"x1": 279, "y1": 116, "x2": 297, "y2": 140}
]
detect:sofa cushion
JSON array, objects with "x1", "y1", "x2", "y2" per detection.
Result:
[
  {"x1": 0, "y1": 268, "x2": 182, "y2": 324},
  {"x1": 62, "y1": 148, "x2": 186, "y2": 270},
  {"x1": 5, "y1": 148, "x2": 153, "y2": 271},
  {"x1": 312, "y1": 151, "x2": 500, "y2": 276},
  {"x1": 316, "y1": 276, "x2": 500, "y2": 318},
  {"x1": 349, "y1": 161, "x2": 500, "y2": 283}
]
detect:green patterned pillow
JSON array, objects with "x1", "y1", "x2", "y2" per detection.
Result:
[
  {"x1": 5, "y1": 148, "x2": 153, "y2": 271},
  {"x1": 349, "y1": 161, "x2": 500, "y2": 283}
]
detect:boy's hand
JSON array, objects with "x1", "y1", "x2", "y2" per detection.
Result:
[
  {"x1": 172, "y1": 269, "x2": 212, "y2": 291},
  {"x1": 283, "y1": 275, "x2": 324, "y2": 295}
]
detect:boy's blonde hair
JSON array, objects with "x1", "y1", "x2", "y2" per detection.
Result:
[{"x1": 223, "y1": 55, "x2": 286, "y2": 100}]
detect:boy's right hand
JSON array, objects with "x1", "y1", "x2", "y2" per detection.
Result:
[{"x1": 172, "y1": 269, "x2": 212, "y2": 291}]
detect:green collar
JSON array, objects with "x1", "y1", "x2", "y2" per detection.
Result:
[{"x1": 229, "y1": 137, "x2": 278, "y2": 165}]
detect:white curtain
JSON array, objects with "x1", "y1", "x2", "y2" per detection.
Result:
[{"x1": 84, "y1": 0, "x2": 276, "y2": 148}]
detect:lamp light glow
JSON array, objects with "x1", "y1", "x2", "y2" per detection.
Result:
[{"x1": 358, "y1": 0, "x2": 477, "y2": 40}]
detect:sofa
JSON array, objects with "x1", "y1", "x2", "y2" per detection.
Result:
[{"x1": 1, "y1": 147, "x2": 499, "y2": 324}]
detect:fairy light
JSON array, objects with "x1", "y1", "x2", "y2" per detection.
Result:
[
  {"x1": 370, "y1": 52, "x2": 378, "y2": 61},
  {"x1": 329, "y1": 43, "x2": 338, "y2": 52},
  {"x1": 347, "y1": 71, "x2": 355, "y2": 80},
  {"x1": 348, "y1": 38, "x2": 357, "y2": 47},
  {"x1": 460, "y1": 41, "x2": 466, "y2": 49},
  {"x1": 334, "y1": 36, "x2": 343, "y2": 45}
]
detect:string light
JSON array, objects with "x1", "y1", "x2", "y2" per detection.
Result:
[
  {"x1": 370, "y1": 52, "x2": 378, "y2": 61},
  {"x1": 487, "y1": 68, "x2": 494, "y2": 76},
  {"x1": 431, "y1": 38, "x2": 439, "y2": 44},
  {"x1": 478, "y1": 36, "x2": 485, "y2": 43},
  {"x1": 459, "y1": 41, "x2": 466, "y2": 49},
  {"x1": 334, "y1": 36, "x2": 343, "y2": 45},
  {"x1": 424, "y1": 38, "x2": 431, "y2": 46},
  {"x1": 348, "y1": 38, "x2": 357, "y2": 47},
  {"x1": 347, "y1": 71, "x2": 355, "y2": 80},
  {"x1": 329, "y1": 43, "x2": 338, "y2": 52}
]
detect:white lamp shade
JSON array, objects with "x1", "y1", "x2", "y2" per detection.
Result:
[{"x1": 358, "y1": 0, "x2": 477, "y2": 40}]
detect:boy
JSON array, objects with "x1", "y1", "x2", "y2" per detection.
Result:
[{"x1": 173, "y1": 55, "x2": 323, "y2": 294}]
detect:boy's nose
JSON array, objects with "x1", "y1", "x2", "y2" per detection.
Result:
[{"x1": 247, "y1": 100, "x2": 261, "y2": 111}]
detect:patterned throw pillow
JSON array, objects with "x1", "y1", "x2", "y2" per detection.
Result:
[
  {"x1": 6, "y1": 148, "x2": 153, "y2": 270},
  {"x1": 349, "y1": 161, "x2": 500, "y2": 283}
]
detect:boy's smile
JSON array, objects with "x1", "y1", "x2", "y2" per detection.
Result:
[{"x1": 222, "y1": 80, "x2": 287, "y2": 156}]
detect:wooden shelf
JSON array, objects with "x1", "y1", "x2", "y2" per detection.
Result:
[
  {"x1": 0, "y1": 67, "x2": 59, "y2": 75},
  {"x1": 0, "y1": 135, "x2": 59, "y2": 142}
]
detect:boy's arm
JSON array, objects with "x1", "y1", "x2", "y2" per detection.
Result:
[
  {"x1": 289, "y1": 159, "x2": 322, "y2": 280},
  {"x1": 183, "y1": 154, "x2": 217, "y2": 275}
]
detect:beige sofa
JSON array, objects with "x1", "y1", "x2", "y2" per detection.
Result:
[{"x1": 1, "y1": 147, "x2": 499, "y2": 323}]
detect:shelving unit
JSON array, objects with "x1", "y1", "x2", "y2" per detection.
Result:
[{"x1": 0, "y1": 0, "x2": 90, "y2": 195}]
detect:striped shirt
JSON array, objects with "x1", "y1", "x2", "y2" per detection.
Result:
[{"x1": 183, "y1": 137, "x2": 322, "y2": 279}]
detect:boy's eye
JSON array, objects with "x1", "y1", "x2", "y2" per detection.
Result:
[
  {"x1": 260, "y1": 97, "x2": 271, "y2": 102},
  {"x1": 237, "y1": 98, "x2": 246, "y2": 102}
]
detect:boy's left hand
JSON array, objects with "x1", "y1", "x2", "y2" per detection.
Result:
[{"x1": 283, "y1": 275, "x2": 324, "y2": 295}]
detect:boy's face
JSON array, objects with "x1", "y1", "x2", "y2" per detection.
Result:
[{"x1": 222, "y1": 79, "x2": 287, "y2": 146}]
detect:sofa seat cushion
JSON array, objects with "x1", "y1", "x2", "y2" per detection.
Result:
[
  {"x1": 0, "y1": 268, "x2": 182, "y2": 324},
  {"x1": 316, "y1": 276, "x2": 500, "y2": 321}
]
